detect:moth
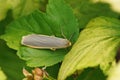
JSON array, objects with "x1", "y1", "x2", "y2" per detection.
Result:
[{"x1": 21, "y1": 34, "x2": 71, "y2": 50}]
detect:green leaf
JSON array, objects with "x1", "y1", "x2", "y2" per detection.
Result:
[
  {"x1": 0, "y1": 40, "x2": 25, "y2": 80},
  {"x1": 0, "y1": 0, "x2": 11, "y2": 21},
  {"x1": 77, "y1": 68, "x2": 106, "y2": 80},
  {"x1": 46, "y1": 0, "x2": 79, "y2": 42},
  {"x1": 58, "y1": 16, "x2": 120, "y2": 80},
  {"x1": 66, "y1": 68, "x2": 106, "y2": 80},
  {"x1": 17, "y1": 47, "x2": 66, "y2": 67},
  {"x1": 65, "y1": 0, "x2": 120, "y2": 29},
  {"x1": 107, "y1": 62, "x2": 120, "y2": 80},
  {"x1": 1, "y1": 0, "x2": 79, "y2": 67},
  {"x1": 12, "y1": 0, "x2": 41, "y2": 19},
  {"x1": 0, "y1": 0, "x2": 40, "y2": 21},
  {"x1": 0, "y1": 68, "x2": 7, "y2": 80},
  {"x1": 46, "y1": 63, "x2": 60, "y2": 79}
]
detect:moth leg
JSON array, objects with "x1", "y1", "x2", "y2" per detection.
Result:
[
  {"x1": 50, "y1": 48, "x2": 56, "y2": 51},
  {"x1": 50, "y1": 35, "x2": 55, "y2": 37}
]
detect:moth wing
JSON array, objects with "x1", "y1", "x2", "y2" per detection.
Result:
[{"x1": 21, "y1": 34, "x2": 71, "y2": 49}]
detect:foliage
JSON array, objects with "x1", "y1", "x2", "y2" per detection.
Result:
[
  {"x1": 0, "y1": 68, "x2": 7, "y2": 80},
  {"x1": 66, "y1": 0, "x2": 120, "y2": 29},
  {"x1": 58, "y1": 16, "x2": 120, "y2": 80},
  {"x1": 107, "y1": 62, "x2": 120, "y2": 80},
  {"x1": 0, "y1": 0, "x2": 120, "y2": 80},
  {"x1": 0, "y1": 0, "x2": 41, "y2": 21}
]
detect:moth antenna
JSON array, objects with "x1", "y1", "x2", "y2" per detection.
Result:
[
  {"x1": 68, "y1": 32, "x2": 75, "y2": 41},
  {"x1": 60, "y1": 26, "x2": 67, "y2": 39},
  {"x1": 60, "y1": 25, "x2": 75, "y2": 41}
]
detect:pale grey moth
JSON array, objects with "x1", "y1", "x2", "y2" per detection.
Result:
[{"x1": 21, "y1": 34, "x2": 71, "y2": 50}]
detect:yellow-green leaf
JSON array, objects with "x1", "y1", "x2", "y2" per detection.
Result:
[
  {"x1": 58, "y1": 16, "x2": 120, "y2": 80},
  {"x1": 107, "y1": 62, "x2": 120, "y2": 80},
  {"x1": 0, "y1": 68, "x2": 7, "y2": 80}
]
